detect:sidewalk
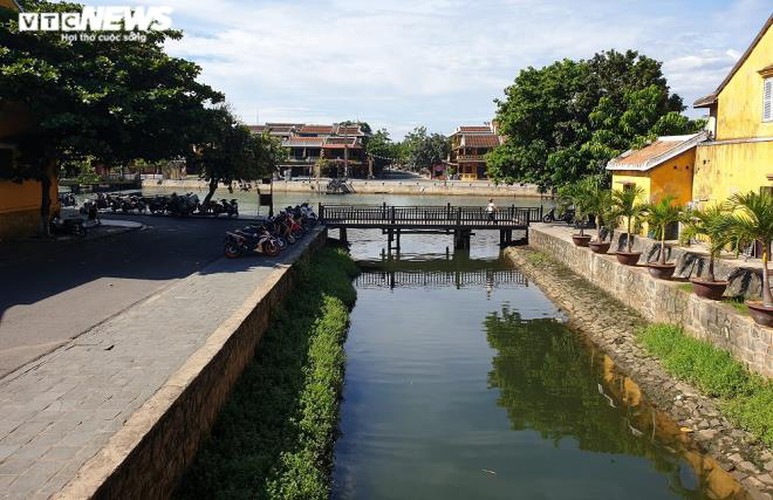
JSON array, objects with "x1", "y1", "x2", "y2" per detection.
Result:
[
  {"x1": 0, "y1": 219, "x2": 143, "y2": 269},
  {"x1": 0, "y1": 228, "x2": 320, "y2": 498}
]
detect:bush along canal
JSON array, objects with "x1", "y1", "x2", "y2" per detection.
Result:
[
  {"x1": 331, "y1": 228, "x2": 755, "y2": 499},
  {"x1": 174, "y1": 246, "x2": 358, "y2": 499}
]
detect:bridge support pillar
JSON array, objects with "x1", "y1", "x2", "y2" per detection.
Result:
[
  {"x1": 339, "y1": 227, "x2": 348, "y2": 245},
  {"x1": 454, "y1": 229, "x2": 471, "y2": 250}
]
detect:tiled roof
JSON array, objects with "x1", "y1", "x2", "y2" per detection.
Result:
[
  {"x1": 247, "y1": 125, "x2": 266, "y2": 134},
  {"x1": 606, "y1": 132, "x2": 708, "y2": 171},
  {"x1": 694, "y1": 14, "x2": 772, "y2": 108},
  {"x1": 335, "y1": 125, "x2": 365, "y2": 136},
  {"x1": 322, "y1": 137, "x2": 360, "y2": 149},
  {"x1": 283, "y1": 137, "x2": 324, "y2": 147},
  {"x1": 299, "y1": 125, "x2": 335, "y2": 135},
  {"x1": 460, "y1": 126, "x2": 492, "y2": 133},
  {"x1": 463, "y1": 135, "x2": 501, "y2": 148}
]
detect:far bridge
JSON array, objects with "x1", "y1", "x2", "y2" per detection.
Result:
[
  {"x1": 318, "y1": 203, "x2": 543, "y2": 250},
  {"x1": 355, "y1": 268, "x2": 528, "y2": 290}
]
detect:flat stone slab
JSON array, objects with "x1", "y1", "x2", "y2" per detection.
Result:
[{"x1": 0, "y1": 231, "x2": 318, "y2": 499}]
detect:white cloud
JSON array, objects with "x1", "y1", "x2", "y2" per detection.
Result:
[{"x1": 77, "y1": 0, "x2": 772, "y2": 137}]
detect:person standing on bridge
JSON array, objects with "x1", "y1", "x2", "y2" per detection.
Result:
[{"x1": 486, "y1": 198, "x2": 498, "y2": 225}]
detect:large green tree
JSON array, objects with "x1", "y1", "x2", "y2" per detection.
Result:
[
  {"x1": 0, "y1": 0, "x2": 222, "y2": 232},
  {"x1": 490, "y1": 50, "x2": 703, "y2": 192},
  {"x1": 401, "y1": 126, "x2": 450, "y2": 172},
  {"x1": 193, "y1": 106, "x2": 283, "y2": 205}
]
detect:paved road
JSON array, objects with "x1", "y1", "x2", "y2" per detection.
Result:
[{"x1": 0, "y1": 215, "x2": 248, "y2": 378}]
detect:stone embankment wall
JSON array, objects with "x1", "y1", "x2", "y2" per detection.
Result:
[
  {"x1": 145, "y1": 178, "x2": 545, "y2": 198},
  {"x1": 57, "y1": 229, "x2": 327, "y2": 499},
  {"x1": 503, "y1": 246, "x2": 773, "y2": 497},
  {"x1": 528, "y1": 225, "x2": 772, "y2": 378}
]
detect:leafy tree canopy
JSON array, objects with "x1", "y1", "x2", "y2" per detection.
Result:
[
  {"x1": 490, "y1": 50, "x2": 704, "y2": 192},
  {"x1": 401, "y1": 126, "x2": 450, "y2": 172}
]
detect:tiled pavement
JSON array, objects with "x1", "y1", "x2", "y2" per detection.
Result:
[{"x1": 0, "y1": 232, "x2": 315, "y2": 499}]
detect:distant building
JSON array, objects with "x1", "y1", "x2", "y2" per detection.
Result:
[
  {"x1": 448, "y1": 123, "x2": 503, "y2": 181},
  {"x1": 250, "y1": 122, "x2": 369, "y2": 178}
]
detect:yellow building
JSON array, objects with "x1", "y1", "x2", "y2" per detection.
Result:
[
  {"x1": 693, "y1": 14, "x2": 773, "y2": 204},
  {"x1": 0, "y1": 0, "x2": 62, "y2": 240},
  {"x1": 606, "y1": 132, "x2": 708, "y2": 206}
]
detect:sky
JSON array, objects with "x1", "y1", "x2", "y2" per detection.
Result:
[{"x1": 70, "y1": 0, "x2": 772, "y2": 139}]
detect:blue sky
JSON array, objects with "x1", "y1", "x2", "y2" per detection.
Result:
[{"x1": 77, "y1": 1, "x2": 771, "y2": 138}]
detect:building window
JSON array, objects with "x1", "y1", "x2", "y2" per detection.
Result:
[{"x1": 764, "y1": 77, "x2": 773, "y2": 122}]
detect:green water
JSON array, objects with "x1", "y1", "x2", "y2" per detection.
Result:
[{"x1": 332, "y1": 230, "x2": 744, "y2": 500}]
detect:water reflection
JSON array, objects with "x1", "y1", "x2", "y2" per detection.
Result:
[{"x1": 483, "y1": 306, "x2": 746, "y2": 499}]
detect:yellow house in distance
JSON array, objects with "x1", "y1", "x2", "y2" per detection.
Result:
[
  {"x1": 0, "y1": 0, "x2": 61, "y2": 240},
  {"x1": 606, "y1": 132, "x2": 708, "y2": 206},
  {"x1": 693, "y1": 14, "x2": 773, "y2": 204}
]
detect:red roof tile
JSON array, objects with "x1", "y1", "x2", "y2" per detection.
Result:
[
  {"x1": 463, "y1": 135, "x2": 501, "y2": 148},
  {"x1": 299, "y1": 125, "x2": 334, "y2": 135}
]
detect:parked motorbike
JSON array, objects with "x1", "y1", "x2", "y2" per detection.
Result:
[
  {"x1": 49, "y1": 216, "x2": 87, "y2": 238},
  {"x1": 542, "y1": 205, "x2": 575, "y2": 223},
  {"x1": 221, "y1": 199, "x2": 239, "y2": 217},
  {"x1": 224, "y1": 226, "x2": 280, "y2": 258}
]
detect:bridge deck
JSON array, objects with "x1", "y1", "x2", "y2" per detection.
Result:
[{"x1": 318, "y1": 204, "x2": 541, "y2": 229}]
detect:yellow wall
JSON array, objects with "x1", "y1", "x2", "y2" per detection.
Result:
[
  {"x1": 648, "y1": 148, "x2": 695, "y2": 205},
  {"x1": 715, "y1": 26, "x2": 773, "y2": 140},
  {"x1": 693, "y1": 140, "x2": 773, "y2": 204},
  {"x1": 611, "y1": 172, "x2": 650, "y2": 201},
  {"x1": 0, "y1": 179, "x2": 43, "y2": 214}
]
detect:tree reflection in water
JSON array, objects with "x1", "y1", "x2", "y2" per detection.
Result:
[{"x1": 483, "y1": 305, "x2": 746, "y2": 500}]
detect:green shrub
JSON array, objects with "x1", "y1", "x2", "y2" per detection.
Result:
[
  {"x1": 637, "y1": 323, "x2": 772, "y2": 446},
  {"x1": 175, "y1": 246, "x2": 358, "y2": 499}
]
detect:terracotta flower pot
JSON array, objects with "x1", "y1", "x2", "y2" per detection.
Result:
[
  {"x1": 689, "y1": 278, "x2": 728, "y2": 300},
  {"x1": 615, "y1": 252, "x2": 641, "y2": 266},
  {"x1": 647, "y1": 263, "x2": 676, "y2": 280},
  {"x1": 572, "y1": 234, "x2": 592, "y2": 247},
  {"x1": 746, "y1": 301, "x2": 773, "y2": 327},
  {"x1": 588, "y1": 241, "x2": 611, "y2": 254}
]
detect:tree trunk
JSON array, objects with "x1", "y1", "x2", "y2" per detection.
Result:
[
  {"x1": 763, "y1": 242, "x2": 773, "y2": 308},
  {"x1": 707, "y1": 255, "x2": 716, "y2": 283},
  {"x1": 38, "y1": 160, "x2": 56, "y2": 237},
  {"x1": 203, "y1": 178, "x2": 218, "y2": 205},
  {"x1": 596, "y1": 215, "x2": 602, "y2": 241},
  {"x1": 626, "y1": 217, "x2": 633, "y2": 253},
  {"x1": 659, "y1": 227, "x2": 666, "y2": 265}
]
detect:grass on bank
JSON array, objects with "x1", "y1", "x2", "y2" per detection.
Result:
[
  {"x1": 638, "y1": 323, "x2": 773, "y2": 447},
  {"x1": 174, "y1": 246, "x2": 358, "y2": 500}
]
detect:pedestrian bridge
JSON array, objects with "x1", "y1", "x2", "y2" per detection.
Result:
[
  {"x1": 355, "y1": 268, "x2": 528, "y2": 290},
  {"x1": 318, "y1": 204, "x2": 543, "y2": 249}
]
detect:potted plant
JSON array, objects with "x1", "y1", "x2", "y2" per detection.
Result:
[
  {"x1": 558, "y1": 178, "x2": 594, "y2": 247},
  {"x1": 644, "y1": 195, "x2": 682, "y2": 279},
  {"x1": 588, "y1": 187, "x2": 615, "y2": 254},
  {"x1": 679, "y1": 204, "x2": 732, "y2": 300},
  {"x1": 612, "y1": 185, "x2": 648, "y2": 265},
  {"x1": 727, "y1": 190, "x2": 773, "y2": 326}
]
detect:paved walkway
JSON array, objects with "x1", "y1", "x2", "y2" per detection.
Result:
[{"x1": 0, "y1": 229, "x2": 317, "y2": 499}]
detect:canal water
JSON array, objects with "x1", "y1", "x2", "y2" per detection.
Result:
[
  {"x1": 331, "y1": 224, "x2": 745, "y2": 499},
  {"x1": 132, "y1": 187, "x2": 744, "y2": 499}
]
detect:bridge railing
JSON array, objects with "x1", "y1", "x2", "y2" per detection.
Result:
[{"x1": 318, "y1": 204, "x2": 542, "y2": 225}]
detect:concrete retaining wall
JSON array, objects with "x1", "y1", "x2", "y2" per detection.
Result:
[
  {"x1": 529, "y1": 226, "x2": 772, "y2": 378},
  {"x1": 144, "y1": 178, "x2": 544, "y2": 198},
  {"x1": 57, "y1": 229, "x2": 327, "y2": 499}
]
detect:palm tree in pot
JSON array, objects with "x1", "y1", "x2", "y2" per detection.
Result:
[
  {"x1": 586, "y1": 179, "x2": 615, "y2": 254},
  {"x1": 644, "y1": 195, "x2": 683, "y2": 279},
  {"x1": 679, "y1": 204, "x2": 732, "y2": 300},
  {"x1": 558, "y1": 178, "x2": 594, "y2": 247},
  {"x1": 612, "y1": 185, "x2": 648, "y2": 265},
  {"x1": 727, "y1": 190, "x2": 773, "y2": 326}
]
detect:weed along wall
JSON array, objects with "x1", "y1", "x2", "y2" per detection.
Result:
[
  {"x1": 527, "y1": 225, "x2": 772, "y2": 378},
  {"x1": 56, "y1": 228, "x2": 328, "y2": 499}
]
